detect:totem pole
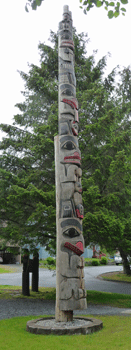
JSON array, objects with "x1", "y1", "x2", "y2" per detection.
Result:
[{"x1": 55, "y1": 5, "x2": 87, "y2": 322}]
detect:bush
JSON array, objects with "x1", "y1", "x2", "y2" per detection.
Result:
[
  {"x1": 100, "y1": 257, "x2": 108, "y2": 265},
  {"x1": 46, "y1": 257, "x2": 56, "y2": 266},
  {"x1": 84, "y1": 260, "x2": 92, "y2": 266},
  {"x1": 91, "y1": 258, "x2": 100, "y2": 266}
]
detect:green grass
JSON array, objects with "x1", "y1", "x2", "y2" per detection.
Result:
[
  {"x1": 0, "y1": 266, "x2": 13, "y2": 273},
  {"x1": 0, "y1": 286, "x2": 56, "y2": 300},
  {"x1": 0, "y1": 315, "x2": 131, "y2": 350},
  {"x1": 87, "y1": 290, "x2": 131, "y2": 308},
  {"x1": 101, "y1": 271, "x2": 131, "y2": 283}
]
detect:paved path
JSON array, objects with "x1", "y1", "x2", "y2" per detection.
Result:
[
  {"x1": 0, "y1": 299, "x2": 131, "y2": 320},
  {"x1": 1, "y1": 264, "x2": 131, "y2": 319},
  {"x1": 1, "y1": 264, "x2": 131, "y2": 294}
]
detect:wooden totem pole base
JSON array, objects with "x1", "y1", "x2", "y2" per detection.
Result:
[{"x1": 55, "y1": 309, "x2": 73, "y2": 322}]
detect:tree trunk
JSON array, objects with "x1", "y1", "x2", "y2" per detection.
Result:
[
  {"x1": 22, "y1": 251, "x2": 30, "y2": 296},
  {"x1": 120, "y1": 249, "x2": 131, "y2": 275},
  {"x1": 32, "y1": 253, "x2": 39, "y2": 292}
]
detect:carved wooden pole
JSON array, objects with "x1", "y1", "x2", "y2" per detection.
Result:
[{"x1": 55, "y1": 5, "x2": 87, "y2": 322}]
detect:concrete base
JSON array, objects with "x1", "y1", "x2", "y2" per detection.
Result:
[{"x1": 26, "y1": 316, "x2": 103, "y2": 335}]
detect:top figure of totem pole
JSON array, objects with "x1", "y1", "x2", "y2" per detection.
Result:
[{"x1": 54, "y1": 5, "x2": 87, "y2": 322}]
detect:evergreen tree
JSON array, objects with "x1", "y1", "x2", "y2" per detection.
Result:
[
  {"x1": 81, "y1": 66, "x2": 131, "y2": 274},
  {"x1": 0, "y1": 30, "x2": 131, "y2": 273}
]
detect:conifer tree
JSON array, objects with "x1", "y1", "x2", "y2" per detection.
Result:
[{"x1": 0, "y1": 30, "x2": 131, "y2": 273}]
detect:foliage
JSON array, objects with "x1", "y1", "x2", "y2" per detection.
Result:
[
  {"x1": 100, "y1": 256, "x2": 108, "y2": 265},
  {"x1": 91, "y1": 258, "x2": 100, "y2": 266},
  {"x1": 46, "y1": 256, "x2": 56, "y2": 265},
  {"x1": 24, "y1": 0, "x2": 128, "y2": 19},
  {"x1": 79, "y1": 0, "x2": 128, "y2": 18},
  {"x1": 39, "y1": 257, "x2": 56, "y2": 269},
  {"x1": 0, "y1": 31, "x2": 58, "y2": 253},
  {"x1": 0, "y1": 29, "x2": 101, "y2": 253},
  {"x1": 81, "y1": 64, "x2": 131, "y2": 274},
  {"x1": 25, "y1": 0, "x2": 44, "y2": 12},
  {"x1": 1, "y1": 29, "x2": 131, "y2": 274}
]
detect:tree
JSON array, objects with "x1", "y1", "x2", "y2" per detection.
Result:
[
  {"x1": 0, "y1": 30, "x2": 131, "y2": 273},
  {"x1": 25, "y1": 0, "x2": 128, "y2": 18},
  {"x1": 0, "y1": 30, "x2": 106, "y2": 254},
  {"x1": 79, "y1": 0, "x2": 128, "y2": 19},
  {"x1": 0, "y1": 32, "x2": 58, "y2": 254},
  {"x1": 25, "y1": 0, "x2": 44, "y2": 12},
  {"x1": 80, "y1": 66, "x2": 131, "y2": 274}
]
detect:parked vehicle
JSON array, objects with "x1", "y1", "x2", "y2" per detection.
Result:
[{"x1": 114, "y1": 252, "x2": 122, "y2": 265}]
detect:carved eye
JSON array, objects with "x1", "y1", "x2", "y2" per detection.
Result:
[
  {"x1": 62, "y1": 141, "x2": 76, "y2": 150},
  {"x1": 60, "y1": 135, "x2": 78, "y2": 150},
  {"x1": 63, "y1": 228, "x2": 80, "y2": 238}
]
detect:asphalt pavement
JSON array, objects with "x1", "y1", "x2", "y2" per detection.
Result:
[
  {"x1": 1, "y1": 264, "x2": 131, "y2": 319},
  {"x1": 0, "y1": 264, "x2": 131, "y2": 294}
]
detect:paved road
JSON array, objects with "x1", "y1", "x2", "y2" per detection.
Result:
[
  {"x1": 0, "y1": 264, "x2": 131, "y2": 294},
  {"x1": 1, "y1": 264, "x2": 131, "y2": 319}
]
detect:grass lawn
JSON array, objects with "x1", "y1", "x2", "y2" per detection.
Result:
[
  {"x1": 0, "y1": 315, "x2": 131, "y2": 350},
  {"x1": 0, "y1": 266, "x2": 13, "y2": 273},
  {"x1": 0, "y1": 286, "x2": 56, "y2": 300},
  {"x1": 101, "y1": 271, "x2": 131, "y2": 283}
]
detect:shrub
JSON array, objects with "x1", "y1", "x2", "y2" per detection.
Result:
[
  {"x1": 85, "y1": 260, "x2": 92, "y2": 266},
  {"x1": 100, "y1": 256, "x2": 108, "y2": 265},
  {"x1": 46, "y1": 257, "x2": 56, "y2": 266},
  {"x1": 91, "y1": 258, "x2": 100, "y2": 266}
]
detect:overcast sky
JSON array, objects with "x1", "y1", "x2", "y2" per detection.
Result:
[{"x1": 0, "y1": 0, "x2": 131, "y2": 139}]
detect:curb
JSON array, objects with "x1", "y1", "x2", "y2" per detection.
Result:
[{"x1": 26, "y1": 316, "x2": 103, "y2": 335}]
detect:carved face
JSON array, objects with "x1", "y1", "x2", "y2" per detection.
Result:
[
  {"x1": 59, "y1": 16, "x2": 72, "y2": 31},
  {"x1": 64, "y1": 151, "x2": 81, "y2": 166},
  {"x1": 59, "y1": 120, "x2": 78, "y2": 137},
  {"x1": 59, "y1": 122, "x2": 69, "y2": 135},
  {"x1": 60, "y1": 135, "x2": 78, "y2": 150},
  {"x1": 61, "y1": 218, "x2": 83, "y2": 236},
  {"x1": 71, "y1": 121, "x2": 78, "y2": 136},
  {"x1": 74, "y1": 181, "x2": 82, "y2": 193},
  {"x1": 60, "y1": 83, "x2": 75, "y2": 97},
  {"x1": 59, "y1": 72, "x2": 76, "y2": 87},
  {"x1": 61, "y1": 200, "x2": 73, "y2": 218},
  {"x1": 59, "y1": 47, "x2": 73, "y2": 63},
  {"x1": 60, "y1": 30, "x2": 72, "y2": 41},
  {"x1": 63, "y1": 227, "x2": 80, "y2": 238},
  {"x1": 60, "y1": 135, "x2": 81, "y2": 166}
]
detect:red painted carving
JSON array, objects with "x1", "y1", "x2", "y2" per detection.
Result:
[
  {"x1": 62, "y1": 98, "x2": 78, "y2": 110},
  {"x1": 64, "y1": 241, "x2": 84, "y2": 256},
  {"x1": 64, "y1": 152, "x2": 81, "y2": 165},
  {"x1": 61, "y1": 40, "x2": 74, "y2": 50},
  {"x1": 76, "y1": 209, "x2": 84, "y2": 219},
  {"x1": 76, "y1": 241, "x2": 83, "y2": 251}
]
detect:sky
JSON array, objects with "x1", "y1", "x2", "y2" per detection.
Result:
[{"x1": 0, "y1": 0, "x2": 131, "y2": 139}]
